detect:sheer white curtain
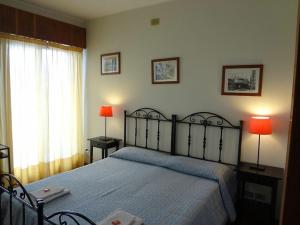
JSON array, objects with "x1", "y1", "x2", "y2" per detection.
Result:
[{"x1": 9, "y1": 40, "x2": 84, "y2": 183}]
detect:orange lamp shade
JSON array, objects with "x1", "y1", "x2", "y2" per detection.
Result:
[
  {"x1": 99, "y1": 106, "x2": 113, "y2": 117},
  {"x1": 248, "y1": 116, "x2": 272, "y2": 135}
]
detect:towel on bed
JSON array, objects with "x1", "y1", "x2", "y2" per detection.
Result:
[
  {"x1": 97, "y1": 209, "x2": 143, "y2": 225},
  {"x1": 29, "y1": 186, "x2": 70, "y2": 203}
]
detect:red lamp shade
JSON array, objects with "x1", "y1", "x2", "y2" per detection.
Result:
[
  {"x1": 99, "y1": 106, "x2": 113, "y2": 117},
  {"x1": 248, "y1": 116, "x2": 272, "y2": 135}
]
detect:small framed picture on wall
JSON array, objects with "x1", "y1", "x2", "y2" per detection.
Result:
[
  {"x1": 221, "y1": 64, "x2": 263, "y2": 96},
  {"x1": 101, "y1": 52, "x2": 121, "y2": 75},
  {"x1": 152, "y1": 57, "x2": 180, "y2": 84}
]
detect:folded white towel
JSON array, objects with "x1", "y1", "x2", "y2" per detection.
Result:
[
  {"x1": 30, "y1": 186, "x2": 70, "y2": 203},
  {"x1": 41, "y1": 188, "x2": 70, "y2": 203},
  {"x1": 30, "y1": 186, "x2": 64, "y2": 199},
  {"x1": 97, "y1": 209, "x2": 143, "y2": 225}
]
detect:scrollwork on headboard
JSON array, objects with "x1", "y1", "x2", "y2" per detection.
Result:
[
  {"x1": 176, "y1": 112, "x2": 243, "y2": 166},
  {"x1": 178, "y1": 112, "x2": 239, "y2": 128},
  {"x1": 124, "y1": 108, "x2": 175, "y2": 153},
  {"x1": 127, "y1": 108, "x2": 170, "y2": 121}
]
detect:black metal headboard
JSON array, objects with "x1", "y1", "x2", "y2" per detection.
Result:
[
  {"x1": 124, "y1": 108, "x2": 243, "y2": 166},
  {"x1": 124, "y1": 108, "x2": 176, "y2": 153},
  {"x1": 175, "y1": 112, "x2": 243, "y2": 166}
]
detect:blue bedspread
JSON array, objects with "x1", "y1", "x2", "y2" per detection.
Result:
[{"x1": 1, "y1": 147, "x2": 236, "y2": 225}]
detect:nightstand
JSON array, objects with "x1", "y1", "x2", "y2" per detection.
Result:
[
  {"x1": 0, "y1": 144, "x2": 11, "y2": 174},
  {"x1": 88, "y1": 137, "x2": 122, "y2": 163},
  {"x1": 237, "y1": 162, "x2": 284, "y2": 225}
]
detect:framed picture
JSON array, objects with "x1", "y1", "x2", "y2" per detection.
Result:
[
  {"x1": 221, "y1": 65, "x2": 263, "y2": 96},
  {"x1": 101, "y1": 52, "x2": 121, "y2": 75},
  {"x1": 152, "y1": 57, "x2": 180, "y2": 84}
]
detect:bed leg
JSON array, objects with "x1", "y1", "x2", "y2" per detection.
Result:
[{"x1": 37, "y1": 199, "x2": 44, "y2": 225}]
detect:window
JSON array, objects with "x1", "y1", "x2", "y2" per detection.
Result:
[{"x1": 7, "y1": 40, "x2": 84, "y2": 183}]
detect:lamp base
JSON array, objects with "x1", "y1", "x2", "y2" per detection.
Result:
[{"x1": 249, "y1": 165, "x2": 265, "y2": 171}]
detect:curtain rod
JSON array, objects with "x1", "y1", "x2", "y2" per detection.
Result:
[{"x1": 0, "y1": 33, "x2": 83, "y2": 53}]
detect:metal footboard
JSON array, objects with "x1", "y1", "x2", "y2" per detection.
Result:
[{"x1": 0, "y1": 173, "x2": 96, "y2": 225}]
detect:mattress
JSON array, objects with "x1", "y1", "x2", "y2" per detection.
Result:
[{"x1": 1, "y1": 147, "x2": 237, "y2": 225}]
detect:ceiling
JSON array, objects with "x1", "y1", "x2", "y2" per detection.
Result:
[{"x1": 19, "y1": 0, "x2": 177, "y2": 20}]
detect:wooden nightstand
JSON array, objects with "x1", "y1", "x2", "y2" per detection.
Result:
[
  {"x1": 0, "y1": 144, "x2": 11, "y2": 174},
  {"x1": 237, "y1": 162, "x2": 284, "y2": 225},
  {"x1": 88, "y1": 137, "x2": 122, "y2": 163}
]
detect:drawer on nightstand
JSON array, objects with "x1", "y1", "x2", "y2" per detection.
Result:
[
  {"x1": 105, "y1": 142, "x2": 119, "y2": 148},
  {"x1": 90, "y1": 141, "x2": 103, "y2": 148},
  {"x1": 90, "y1": 139, "x2": 121, "y2": 149},
  {"x1": 238, "y1": 172, "x2": 276, "y2": 186}
]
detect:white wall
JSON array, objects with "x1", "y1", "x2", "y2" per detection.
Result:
[{"x1": 86, "y1": 0, "x2": 298, "y2": 168}]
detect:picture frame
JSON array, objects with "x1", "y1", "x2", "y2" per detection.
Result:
[
  {"x1": 221, "y1": 64, "x2": 263, "y2": 96},
  {"x1": 151, "y1": 57, "x2": 180, "y2": 84},
  {"x1": 101, "y1": 52, "x2": 121, "y2": 75}
]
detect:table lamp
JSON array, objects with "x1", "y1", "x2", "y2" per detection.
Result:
[
  {"x1": 99, "y1": 105, "x2": 113, "y2": 141},
  {"x1": 248, "y1": 116, "x2": 272, "y2": 171}
]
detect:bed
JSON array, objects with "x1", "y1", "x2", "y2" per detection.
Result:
[{"x1": 0, "y1": 108, "x2": 243, "y2": 225}]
